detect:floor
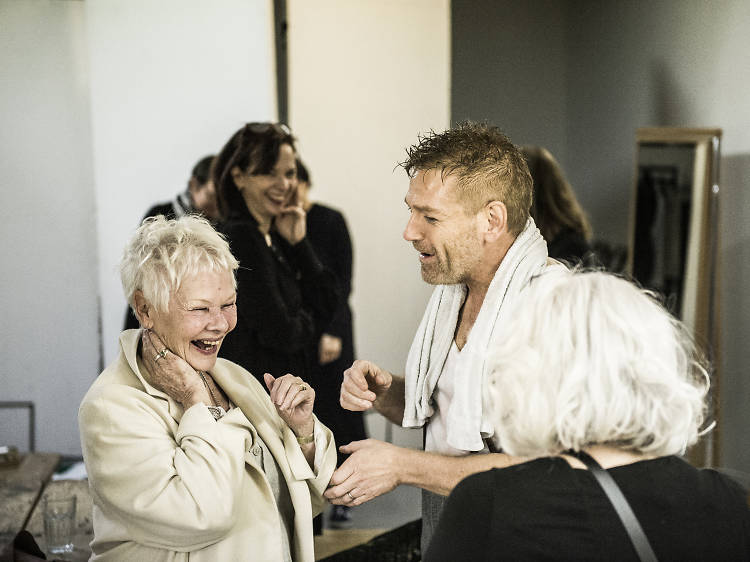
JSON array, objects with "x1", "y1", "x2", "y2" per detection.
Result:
[{"x1": 314, "y1": 412, "x2": 423, "y2": 559}]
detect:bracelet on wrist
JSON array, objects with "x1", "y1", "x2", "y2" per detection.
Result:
[
  {"x1": 296, "y1": 431, "x2": 315, "y2": 445},
  {"x1": 207, "y1": 405, "x2": 226, "y2": 421}
]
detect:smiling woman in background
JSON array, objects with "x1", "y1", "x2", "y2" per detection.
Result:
[
  {"x1": 213, "y1": 122, "x2": 339, "y2": 386},
  {"x1": 79, "y1": 215, "x2": 336, "y2": 561},
  {"x1": 425, "y1": 270, "x2": 750, "y2": 561}
]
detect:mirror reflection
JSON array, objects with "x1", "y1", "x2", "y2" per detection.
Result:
[
  {"x1": 628, "y1": 128, "x2": 722, "y2": 468},
  {"x1": 632, "y1": 143, "x2": 697, "y2": 317}
]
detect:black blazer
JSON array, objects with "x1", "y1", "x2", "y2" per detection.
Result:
[{"x1": 218, "y1": 214, "x2": 339, "y2": 385}]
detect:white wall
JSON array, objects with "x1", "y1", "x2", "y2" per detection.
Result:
[
  {"x1": 287, "y1": 0, "x2": 451, "y2": 371},
  {"x1": 87, "y1": 0, "x2": 278, "y2": 365},
  {"x1": 565, "y1": 0, "x2": 750, "y2": 474},
  {"x1": 1, "y1": 0, "x2": 277, "y2": 456},
  {"x1": 0, "y1": 0, "x2": 98, "y2": 455}
]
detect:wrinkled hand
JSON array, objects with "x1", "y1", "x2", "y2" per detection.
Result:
[
  {"x1": 324, "y1": 439, "x2": 402, "y2": 506},
  {"x1": 318, "y1": 333, "x2": 342, "y2": 365},
  {"x1": 274, "y1": 186, "x2": 306, "y2": 245},
  {"x1": 264, "y1": 373, "x2": 315, "y2": 437},
  {"x1": 141, "y1": 330, "x2": 207, "y2": 407},
  {"x1": 340, "y1": 360, "x2": 392, "y2": 412}
]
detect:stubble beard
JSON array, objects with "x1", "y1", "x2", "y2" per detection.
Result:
[
  {"x1": 420, "y1": 262, "x2": 448, "y2": 285},
  {"x1": 419, "y1": 234, "x2": 482, "y2": 286}
]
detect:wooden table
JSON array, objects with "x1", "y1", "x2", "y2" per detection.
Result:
[
  {"x1": 1, "y1": 454, "x2": 94, "y2": 561},
  {"x1": 0, "y1": 452, "x2": 59, "y2": 548},
  {"x1": 26, "y1": 480, "x2": 93, "y2": 561}
]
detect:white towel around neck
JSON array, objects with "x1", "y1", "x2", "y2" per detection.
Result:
[{"x1": 402, "y1": 217, "x2": 554, "y2": 451}]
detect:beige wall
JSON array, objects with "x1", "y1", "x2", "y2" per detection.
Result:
[{"x1": 287, "y1": 0, "x2": 451, "y2": 371}]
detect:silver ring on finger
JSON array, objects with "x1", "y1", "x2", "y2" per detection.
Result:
[
  {"x1": 347, "y1": 491, "x2": 355, "y2": 501},
  {"x1": 155, "y1": 348, "x2": 169, "y2": 361}
]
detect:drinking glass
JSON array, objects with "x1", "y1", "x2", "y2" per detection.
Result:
[{"x1": 42, "y1": 494, "x2": 76, "y2": 554}]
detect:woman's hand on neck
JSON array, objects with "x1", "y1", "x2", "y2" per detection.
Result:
[{"x1": 139, "y1": 329, "x2": 211, "y2": 410}]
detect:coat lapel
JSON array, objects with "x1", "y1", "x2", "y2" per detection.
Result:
[{"x1": 210, "y1": 362, "x2": 315, "y2": 484}]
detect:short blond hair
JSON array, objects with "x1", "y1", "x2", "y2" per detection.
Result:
[
  {"x1": 485, "y1": 270, "x2": 710, "y2": 457},
  {"x1": 400, "y1": 122, "x2": 532, "y2": 235},
  {"x1": 120, "y1": 215, "x2": 239, "y2": 314}
]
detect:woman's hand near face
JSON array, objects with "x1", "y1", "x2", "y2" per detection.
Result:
[
  {"x1": 274, "y1": 186, "x2": 307, "y2": 245},
  {"x1": 141, "y1": 330, "x2": 210, "y2": 409},
  {"x1": 263, "y1": 373, "x2": 315, "y2": 438},
  {"x1": 318, "y1": 333, "x2": 343, "y2": 365}
]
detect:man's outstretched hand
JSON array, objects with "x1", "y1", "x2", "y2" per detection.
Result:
[
  {"x1": 339, "y1": 360, "x2": 393, "y2": 412},
  {"x1": 324, "y1": 439, "x2": 404, "y2": 506}
]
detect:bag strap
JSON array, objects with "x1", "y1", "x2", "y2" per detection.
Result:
[{"x1": 569, "y1": 450, "x2": 658, "y2": 562}]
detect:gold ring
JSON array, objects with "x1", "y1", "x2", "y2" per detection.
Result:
[
  {"x1": 347, "y1": 491, "x2": 355, "y2": 501},
  {"x1": 298, "y1": 383, "x2": 307, "y2": 392}
]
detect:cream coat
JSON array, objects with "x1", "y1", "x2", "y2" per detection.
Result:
[{"x1": 79, "y1": 330, "x2": 337, "y2": 561}]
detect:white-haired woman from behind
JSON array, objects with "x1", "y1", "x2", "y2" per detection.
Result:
[
  {"x1": 79, "y1": 215, "x2": 337, "y2": 561},
  {"x1": 425, "y1": 271, "x2": 749, "y2": 561}
]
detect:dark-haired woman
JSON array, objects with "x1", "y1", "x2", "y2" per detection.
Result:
[{"x1": 213, "y1": 123, "x2": 339, "y2": 386}]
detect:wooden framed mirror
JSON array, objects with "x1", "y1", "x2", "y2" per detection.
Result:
[{"x1": 627, "y1": 127, "x2": 722, "y2": 468}]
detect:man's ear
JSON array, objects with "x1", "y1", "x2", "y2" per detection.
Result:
[
  {"x1": 482, "y1": 201, "x2": 508, "y2": 242},
  {"x1": 133, "y1": 290, "x2": 154, "y2": 329}
]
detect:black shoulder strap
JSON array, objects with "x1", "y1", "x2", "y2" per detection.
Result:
[{"x1": 569, "y1": 450, "x2": 659, "y2": 562}]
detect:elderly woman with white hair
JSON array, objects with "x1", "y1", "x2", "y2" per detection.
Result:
[
  {"x1": 424, "y1": 271, "x2": 749, "y2": 561},
  {"x1": 79, "y1": 215, "x2": 337, "y2": 561}
]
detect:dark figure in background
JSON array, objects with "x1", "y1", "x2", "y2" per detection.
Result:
[
  {"x1": 213, "y1": 122, "x2": 339, "y2": 387},
  {"x1": 296, "y1": 158, "x2": 367, "y2": 529},
  {"x1": 140, "y1": 154, "x2": 219, "y2": 222},
  {"x1": 124, "y1": 154, "x2": 219, "y2": 330},
  {"x1": 521, "y1": 145, "x2": 593, "y2": 264}
]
